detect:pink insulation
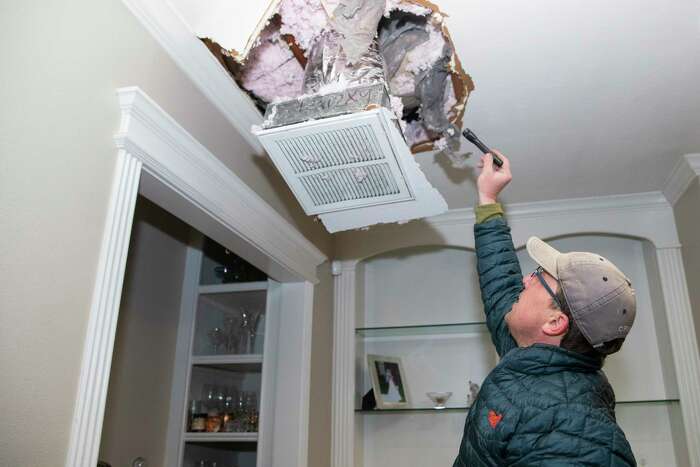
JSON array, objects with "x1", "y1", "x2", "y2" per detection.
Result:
[
  {"x1": 208, "y1": 0, "x2": 473, "y2": 154},
  {"x1": 277, "y1": 0, "x2": 329, "y2": 52},
  {"x1": 240, "y1": 25, "x2": 306, "y2": 102}
]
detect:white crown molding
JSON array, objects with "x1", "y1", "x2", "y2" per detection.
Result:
[
  {"x1": 121, "y1": 0, "x2": 264, "y2": 153},
  {"x1": 333, "y1": 191, "x2": 680, "y2": 260},
  {"x1": 114, "y1": 87, "x2": 326, "y2": 282},
  {"x1": 663, "y1": 153, "x2": 700, "y2": 206},
  {"x1": 428, "y1": 191, "x2": 670, "y2": 227}
]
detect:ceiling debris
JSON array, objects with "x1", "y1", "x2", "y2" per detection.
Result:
[
  {"x1": 202, "y1": 0, "x2": 474, "y2": 154},
  {"x1": 200, "y1": 0, "x2": 473, "y2": 232}
]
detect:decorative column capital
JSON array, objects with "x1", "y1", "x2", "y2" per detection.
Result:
[{"x1": 332, "y1": 259, "x2": 359, "y2": 276}]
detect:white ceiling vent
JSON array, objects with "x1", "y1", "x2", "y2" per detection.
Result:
[{"x1": 254, "y1": 106, "x2": 447, "y2": 233}]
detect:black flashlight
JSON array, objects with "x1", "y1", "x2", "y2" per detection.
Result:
[{"x1": 462, "y1": 128, "x2": 504, "y2": 168}]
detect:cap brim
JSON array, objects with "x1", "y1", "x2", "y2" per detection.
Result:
[{"x1": 526, "y1": 237, "x2": 561, "y2": 279}]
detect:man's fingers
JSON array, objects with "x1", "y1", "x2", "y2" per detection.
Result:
[
  {"x1": 482, "y1": 153, "x2": 494, "y2": 173},
  {"x1": 491, "y1": 149, "x2": 511, "y2": 171}
]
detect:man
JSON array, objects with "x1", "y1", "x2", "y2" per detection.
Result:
[{"x1": 453, "y1": 151, "x2": 637, "y2": 466}]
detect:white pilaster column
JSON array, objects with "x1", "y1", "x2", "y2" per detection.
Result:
[
  {"x1": 331, "y1": 260, "x2": 358, "y2": 467},
  {"x1": 65, "y1": 150, "x2": 142, "y2": 467},
  {"x1": 656, "y1": 247, "x2": 700, "y2": 467}
]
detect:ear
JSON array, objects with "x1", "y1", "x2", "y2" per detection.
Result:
[{"x1": 542, "y1": 311, "x2": 569, "y2": 337}]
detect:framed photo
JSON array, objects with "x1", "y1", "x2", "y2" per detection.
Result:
[{"x1": 367, "y1": 354, "x2": 410, "y2": 409}]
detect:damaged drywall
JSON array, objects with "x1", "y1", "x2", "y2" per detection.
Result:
[{"x1": 201, "y1": 0, "x2": 473, "y2": 156}]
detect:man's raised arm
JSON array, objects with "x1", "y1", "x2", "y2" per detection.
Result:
[{"x1": 474, "y1": 152, "x2": 523, "y2": 356}]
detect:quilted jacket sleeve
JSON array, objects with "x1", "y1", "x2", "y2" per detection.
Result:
[{"x1": 474, "y1": 216, "x2": 524, "y2": 357}]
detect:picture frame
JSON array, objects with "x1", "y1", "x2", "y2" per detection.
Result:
[{"x1": 367, "y1": 354, "x2": 410, "y2": 409}]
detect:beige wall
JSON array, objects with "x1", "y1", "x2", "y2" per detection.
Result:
[
  {"x1": 308, "y1": 262, "x2": 334, "y2": 467},
  {"x1": 673, "y1": 178, "x2": 700, "y2": 352},
  {"x1": 98, "y1": 197, "x2": 189, "y2": 466},
  {"x1": 0, "y1": 1, "x2": 331, "y2": 466}
]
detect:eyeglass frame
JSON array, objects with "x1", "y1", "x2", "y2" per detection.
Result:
[{"x1": 530, "y1": 266, "x2": 563, "y2": 309}]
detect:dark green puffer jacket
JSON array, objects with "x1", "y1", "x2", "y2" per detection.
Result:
[{"x1": 453, "y1": 217, "x2": 636, "y2": 467}]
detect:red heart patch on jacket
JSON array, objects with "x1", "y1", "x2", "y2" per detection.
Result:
[{"x1": 488, "y1": 410, "x2": 503, "y2": 428}]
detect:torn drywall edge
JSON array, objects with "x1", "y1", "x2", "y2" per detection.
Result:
[
  {"x1": 200, "y1": 0, "x2": 474, "y2": 154},
  {"x1": 235, "y1": 0, "x2": 285, "y2": 61}
]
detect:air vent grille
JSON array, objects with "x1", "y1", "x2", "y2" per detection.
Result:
[
  {"x1": 300, "y1": 163, "x2": 400, "y2": 206},
  {"x1": 253, "y1": 108, "x2": 441, "y2": 221},
  {"x1": 275, "y1": 124, "x2": 384, "y2": 174}
]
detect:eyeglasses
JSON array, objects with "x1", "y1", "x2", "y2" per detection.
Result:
[{"x1": 530, "y1": 266, "x2": 562, "y2": 309}]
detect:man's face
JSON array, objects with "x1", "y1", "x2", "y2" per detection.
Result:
[{"x1": 505, "y1": 269, "x2": 561, "y2": 346}]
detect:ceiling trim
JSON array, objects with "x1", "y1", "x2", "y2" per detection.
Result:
[
  {"x1": 333, "y1": 190, "x2": 680, "y2": 260},
  {"x1": 663, "y1": 153, "x2": 700, "y2": 206},
  {"x1": 428, "y1": 191, "x2": 670, "y2": 227},
  {"x1": 115, "y1": 86, "x2": 326, "y2": 282},
  {"x1": 121, "y1": 0, "x2": 264, "y2": 153}
]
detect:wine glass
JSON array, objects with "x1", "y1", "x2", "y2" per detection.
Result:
[
  {"x1": 207, "y1": 327, "x2": 225, "y2": 354},
  {"x1": 222, "y1": 312, "x2": 242, "y2": 354},
  {"x1": 243, "y1": 391, "x2": 259, "y2": 432},
  {"x1": 202, "y1": 384, "x2": 217, "y2": 410},
  {"x1": 238, "y1": 308, "x2": 264, "y2": 354}
]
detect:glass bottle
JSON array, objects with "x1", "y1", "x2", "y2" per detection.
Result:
[
  {"x1": 205, "y1": 407, "x2": 222, "y2": 432},
  {"x1": 222, "y1": 394, "x2": 236, "y2": 432},
  {"x1": 188, "y1": 400, "x2": 206, "y2": 432},
  {"x1": 244, "y1": 391, "x2": 258, "y2": 433},
  {"x1": 233, "y1": 392, "x2": 246, "y2": 432}
]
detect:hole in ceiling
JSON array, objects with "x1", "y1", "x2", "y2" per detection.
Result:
[{"x1": 199, "y1": 0, "x2": 474, "y2": 153}]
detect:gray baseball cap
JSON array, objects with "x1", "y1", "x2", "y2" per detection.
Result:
[{"x1": 526, "y1": 237, "x2": 636, "y2": 354}]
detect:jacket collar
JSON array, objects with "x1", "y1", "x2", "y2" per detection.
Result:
[{"x1": 501, "y1": 343, "x2": 603, "y2": 374}]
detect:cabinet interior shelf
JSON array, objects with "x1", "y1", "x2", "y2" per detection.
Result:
[
  {"x1": 192, "y1": 354, "x2": 263, "y2": 365},
  {"x1": 191, "y1": 355, "x2": 263, "y2": 373},
  {"x1": 198, "y1": 281, "x2": 268, "y2": 295},
  {"x1": 183, "y1": 432, "x2": 258, "y2": 442},
  {"x1": 355, "y1": 321, "x2": 487, "y2": 338},
  {"x1": 355, "y1": 399, "x2": 680, "y2": 414}
]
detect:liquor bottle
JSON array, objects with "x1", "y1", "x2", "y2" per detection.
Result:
[{"x1": 189, "y1": 400, "x2": 207, "y2": 432}]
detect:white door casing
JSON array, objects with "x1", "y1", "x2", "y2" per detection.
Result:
[{"x1": 65, "y1": 87, "x2": 326, "y2": 467}]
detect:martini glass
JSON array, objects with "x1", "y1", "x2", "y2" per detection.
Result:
[{"x1": 427, "y1": 392, "x2": 452, "y2": 410}]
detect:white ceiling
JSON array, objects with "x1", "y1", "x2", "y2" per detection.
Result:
[{"x1": 169, "y1": 0, "x2": 700, "y2": 209}]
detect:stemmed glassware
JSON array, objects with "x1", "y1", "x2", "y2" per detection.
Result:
[
  {"x1": 204, "y1": 308, "x2": 264, "y2": 355},
  {"x1": 238, "y1": 307, "x2": 264, "y2": 354},
  {"x1": 222, "y1": 312, "x2": 243, "y2": 353},
  {"x1": 207, "y1": 327, "x2": 225, "y2": 354}
]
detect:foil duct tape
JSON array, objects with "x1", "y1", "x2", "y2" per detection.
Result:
[{"x1": 261, "y1": 83, "x2": 392, "y2": 129}]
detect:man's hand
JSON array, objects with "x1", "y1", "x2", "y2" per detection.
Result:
[{"x1": 477, "y1": 150, "x2": 511, "y2": 205}]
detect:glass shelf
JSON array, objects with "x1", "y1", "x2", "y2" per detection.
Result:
[
  {"x1": 355, "y1": 399, "x2": 680, "y2": 414},
  {"x1": 355, "y1": 321, "x2": 488, "y2": 338},
  {"x1": 616, "y1": 398, "x2": 680, "y2": 405},
  {"x1": 184, "y1": 432, "x2": 258, "y2": 442},
  {"x1": 192, "y1": 354, "x2": 263, "y2": 366},
  {"x1": 356, "y1": 406, "x2": 471, "y2": 413}
]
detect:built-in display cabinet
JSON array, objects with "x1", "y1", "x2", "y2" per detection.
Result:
[
  {"x1": 166, "y1": 238, "x2": 280, "y2": 467},
  {"x1": 332, "y1": 194, "x2": 700, "y2": 467}
]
